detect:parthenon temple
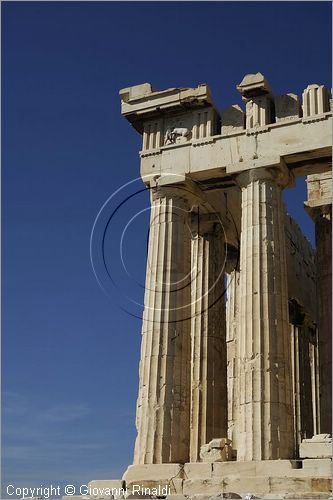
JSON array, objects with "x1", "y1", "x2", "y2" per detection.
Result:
[{"x1": 89, "y1": 73, "x2": 332, "y2": 499}]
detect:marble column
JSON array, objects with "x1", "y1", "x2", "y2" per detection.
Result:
[
  {"x1": 226, "y1": 270, "x2": 241, "y2": 451},
  {"x1": 289, "y1": 316, "x2": 317, "y2": 455},
  {"x1": 189, "y1": 225, "x2": 227, "y2": 462},
  {"x1": 134, "y1": 185, "x2": 192, "y2": 465},
  {"x1": 313, "y1": 206, "x2": 332, "y2": 434},
  {"x1": 236, "y1": 167, "x2": 294, "y2": 461}
]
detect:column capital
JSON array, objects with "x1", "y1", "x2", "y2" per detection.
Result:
[
  {"x1": 151, "y1": 183, "x2": 189, "y2": 204},
  {"x1": 150, "y1": 174, "x2": 239, "y2": 248},
  {"x1": 304, "y1": 202, "x2": 332, "y2": 222},
  {"x1": 235, "y1": 162, "x2": 294, "y2": 189},
  {"x1": 150, "y1": 175, "x2": 205, "y2": 208}
]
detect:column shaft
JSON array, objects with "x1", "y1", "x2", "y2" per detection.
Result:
[
  {"x1": 226, "y1": 270, "x2": 241, "y2": 451},
  {"x1": 237, "y1": 170, "x2": 293, "y2": 461},
  {"x1": 189, "y1": 229, "x2": 227, "y2": 462},
  {"x1": 316, "y1": 211, "x2": 332, "y2": 434},
  {"x1": 134, "y1": 188, "x2": 191, "y2": 464}
]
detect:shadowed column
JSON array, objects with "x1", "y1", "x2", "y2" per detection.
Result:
[
  {"x1": 226, "y1": 270, "x2": 241, "y2": 452},
  {"x1": 305, "y1": 171, "x2": 332, "y2": 435},
  {"x1": 189, "y1": 225, "x2": 227, "y2": 462},
  {"x1": 306, "y1": 206, "x2": 332, "y2": 434},
  {"x1": 316, "y1": 208, "x2": 332, "y2": 434}
]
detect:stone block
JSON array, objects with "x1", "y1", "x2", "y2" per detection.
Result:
[
  {"x1": 200, "y1": 437, "x2": 232, "y2": 463},
  {"x1": 183, "y1": 476, "x2": 273, "y2": 498},
  {"x1": 221, "y1": 494, "x2": 242, "y2": 499},
  {"x1": 210, "y1": 438, "x2": 230, "y2": 448},
  {"x1": 169, "y1": 478, "x2": 183, "y2": 495},
  {"x1": 269, "y1": 477, "x2": 309, "y2": 494},
  {"x1": 300, "y1": 435, "x2": 332, "y2": 459},
  {"x1": 221, "y1": 105, "x2": 245, "y2": 135},
  {"x1": 237, "y1": 72, "x2": 272, "y2": 98},
  {"x1": 123, "y1": 463, "x2": 183, "y2": 482},
  {"x1": 302, "y1": 458, "x2": 332, "y2": 476},
  {"x1": 123, "y1": 464, "x2": 184, "y2": 499},
  {"x1": 182, "y1": 479, "x2": 223, "y2": 497},
  {"x1": 274, "y1": 94, "x2": 301, "y2": 122},
  {"x1": 183, "y1": 463, "x2": 212, "y2": 479},
  {"x1": 311, "y1": 477, "x2": 333, "y2": 492},
  {"x1": 119, "y1": 83, "x2": 154, "y2": 103},
  {"x1": 87, "y1": 480, "x2": 125, "y2": 499},
  {"x1": 212, "y1": 460, "x2": 300, "y2": 479},
  {"x1": 222, "y1": 476, "x2": 270, "y2": 497},
  {"x1": 306, "y1": 173, "x2": 332, "y2": 207},
  {"x1": 255, "y1": 459, "x2": 295, "y2": 476},
  {"x1": 259, "y1": 495, "x2": 286, "y2": 499},
  {"x1": 165, "y1": 495, "x2": 186, "y2": 499},
  {"x1": 283, "y1": 495, "x2": 332, "y2": 499},
  {"x1": 212, "y1": 461, "x2": 256, "y2": 477},
  {"x1": 268, "y1": 476, "x2": 332, "y2": 494}
]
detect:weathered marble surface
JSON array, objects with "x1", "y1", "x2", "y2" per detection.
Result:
[{"x1": 87, "y1": 73, "x2": 332, "y2": 499}]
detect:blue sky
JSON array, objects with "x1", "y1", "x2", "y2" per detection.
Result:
[{"x1": 2, "y1": 1, "x2": 332, "y2": 496}]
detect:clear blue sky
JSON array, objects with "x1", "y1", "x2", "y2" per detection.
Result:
[{"x1": 2, "y1": 1, "x2": 331, "y2": 496}]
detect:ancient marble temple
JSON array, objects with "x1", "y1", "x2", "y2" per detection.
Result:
[{"x1": 88, "y1": 74, "x2": 332, "y2": 499}]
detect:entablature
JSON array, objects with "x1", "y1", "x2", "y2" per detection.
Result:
[{"x1": 120, "y1": 74, "x2": 332, "y2": 186}]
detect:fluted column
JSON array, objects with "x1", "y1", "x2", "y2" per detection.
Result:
[
  {"x1": 134, "y1": 185, "x2": 191, "y2": 464},
  {"x1": 304, "y1": 171, "x2": 332, "y2": 435},
  {"x1": 313, "y1": 206, "x2": 332, "y2": 434},
  {"x1": 226, "y1": 270, "x2": 241, "y2": 451},
  {"x1": 236, "y1": 167, "x2": 294, "y2": 461},
  {"x1": 189, "y1": 225, "x2": 227, "y2": 462}
]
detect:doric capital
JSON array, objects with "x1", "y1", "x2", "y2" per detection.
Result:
[
  {"x1": 149, "y1": 174, "x2": 212, "y2": 212},
  {"x1": 235, "y1": 162, "x2": 294, "y2": 189},
  {"x1": 150, "y1": 183, "x2": 190, "y2": 207},
  {"x1": 304, "y1": 203, "x2": 332, "y2": 223}
]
